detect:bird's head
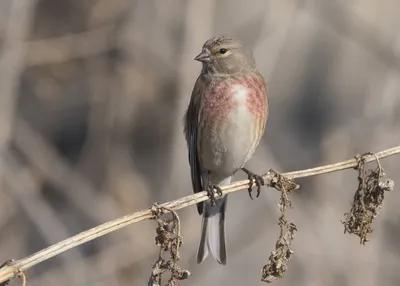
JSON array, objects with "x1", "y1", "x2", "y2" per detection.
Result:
[{"x1": 195, "y1": 36, "x2": 256, "y2": 76}]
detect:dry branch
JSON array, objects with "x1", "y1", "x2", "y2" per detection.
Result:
[
  {"x1": 261, "y1": 171, "x2": 297, "y2": 283},
  {"x1": 0, "y1": 145, "x2": 399, "y2": 284}
]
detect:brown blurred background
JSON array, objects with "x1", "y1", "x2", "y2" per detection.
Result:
[{"x1": 0, "y1": 0, "x2": 400, "y2": 285}]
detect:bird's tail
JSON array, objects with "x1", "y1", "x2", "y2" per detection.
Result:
[{"x1": 196, "y1": 196, "x2": 227, "y2": 265}]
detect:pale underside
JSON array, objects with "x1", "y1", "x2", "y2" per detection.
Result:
[{"x1": 199, "y1": 84, "x2": 260, "y2": 185}]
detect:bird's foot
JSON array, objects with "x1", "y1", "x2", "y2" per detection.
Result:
[
  {"x1": 206, "y1": 182, "x2": 223, "y2": 206},
  {"x1": 241, "y1": 168, "x2": 264, "y2": 199}
]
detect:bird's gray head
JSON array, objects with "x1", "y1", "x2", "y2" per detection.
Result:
[{"x1": 195, "y1": 36, "x2": 256, "y2": 76}]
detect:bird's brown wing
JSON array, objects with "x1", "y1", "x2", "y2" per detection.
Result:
[{"x1": 183, "y1": 75, "x2": 205, "y2": 215}]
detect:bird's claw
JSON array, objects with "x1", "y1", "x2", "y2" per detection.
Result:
[
  {"x1": 206, "y1": 183, "x2": 223, "y2": 206},
  {"x1": 242, "y1": 168, "x2": 264, "y2": 199}
]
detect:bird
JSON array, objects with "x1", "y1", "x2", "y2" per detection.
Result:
[{"x1": 183, "y1": 36, "x2": 269, "y2": 265}]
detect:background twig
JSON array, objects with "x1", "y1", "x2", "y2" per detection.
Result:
[{"x1": 0, "y1": 145, "x2": 398, "y2": 284}]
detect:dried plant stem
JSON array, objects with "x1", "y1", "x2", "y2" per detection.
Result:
[
  {"x1": 0, "y1": 145, "x2": 399, "y2": 283},
  {"x1": 284, "y1": 146, "x2": 399, "y2": 179}
]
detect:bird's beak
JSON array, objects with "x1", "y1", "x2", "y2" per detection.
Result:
[{"x1": 194, "y1": 50, "x2": 211, "y2": 62}]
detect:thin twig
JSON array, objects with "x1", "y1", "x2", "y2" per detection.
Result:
[
  {"x1": 0, "y1": 145, "x2": 399, "y2": 283},
  {"x1": 17, "y1": 271, "x2": 26, "y2": 286}
]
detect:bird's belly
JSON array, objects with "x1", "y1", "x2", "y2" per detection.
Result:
[{"x1": 200, "y1": 105, "x2": 257, "y2": 175}]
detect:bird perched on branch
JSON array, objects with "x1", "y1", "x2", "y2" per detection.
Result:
[{"x1": 184, "y1": 36, "x2": 269, "y2": 265}]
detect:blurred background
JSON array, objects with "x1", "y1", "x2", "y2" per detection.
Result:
[{"x1": 0, "y1": 0, "x2": 399, "y2": 285}]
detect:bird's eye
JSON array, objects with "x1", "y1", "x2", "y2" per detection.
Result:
[{"x1": 219, "y1": 48, "x2": 228, "y2": 54}]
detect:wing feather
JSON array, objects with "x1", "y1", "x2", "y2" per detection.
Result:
[{"x1": 184, "y1": 75, "x2": 206, "y2": 215}]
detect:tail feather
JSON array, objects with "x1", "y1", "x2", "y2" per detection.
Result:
[
  {"x1": 197, "y1": 216, "x2": 209, "y2": 263},
  {"x1": 196, "y1": 197, "x2": 227, "y2": 265}
]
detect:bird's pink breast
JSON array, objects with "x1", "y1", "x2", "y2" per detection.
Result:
[
  {"x1": 201, "y1": 75, "x2": 267, "y2": 122},
  {"x1": 198, "y1": 74, "x2": 268, "y2": 174}
]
